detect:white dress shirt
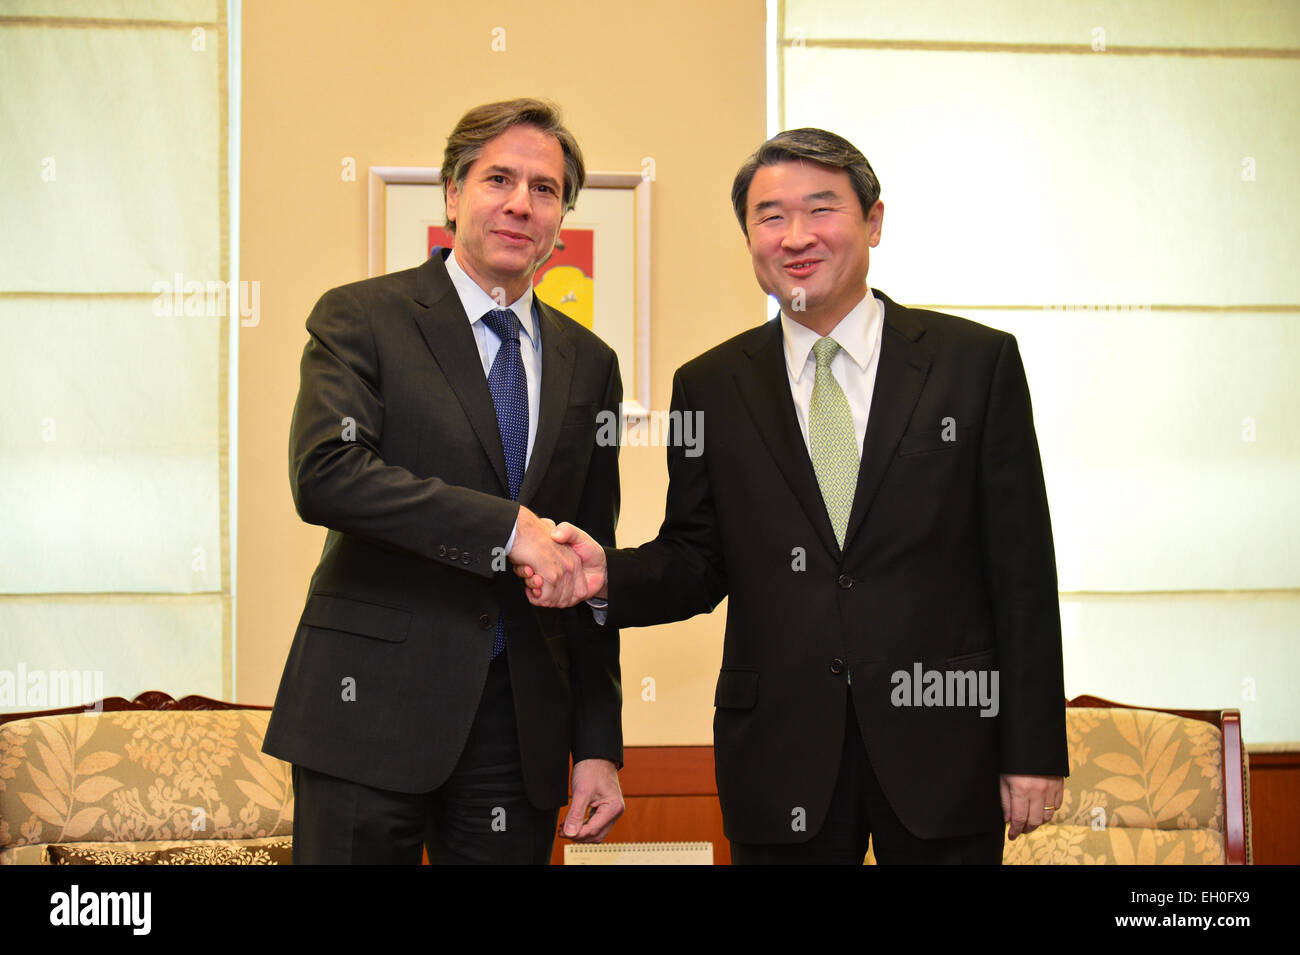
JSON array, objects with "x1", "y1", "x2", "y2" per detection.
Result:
[
  {"x1": 444, "y1": 248, "x2": 542, "y2": 553},
  {"x1": 780, "y1": 286, "x2": 884, "y2": 459}
]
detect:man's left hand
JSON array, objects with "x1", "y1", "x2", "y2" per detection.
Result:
[
  {"x1": 1000, "y1": 773, "x2": 1064, "y2": 840},
  {"x1": 563, "y1": 758, "x2": 624, "y2": 842}
]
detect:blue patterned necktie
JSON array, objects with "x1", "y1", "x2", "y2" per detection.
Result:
[{"x1": 482, "y1": 308, "x2": 528, "y2": 658}]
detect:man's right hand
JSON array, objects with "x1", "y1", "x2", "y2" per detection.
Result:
[
  {"x1": 514, "y1": 521, "x2": 608, "y2": 608},
  {"x1": 509, "y1": 506, "x2": 588, "y2": 607}
]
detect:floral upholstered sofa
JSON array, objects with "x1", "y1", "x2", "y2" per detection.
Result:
[
  {"x1": 0, "y1": 692, "x2": 293, "y2": 865},
  {"x1": 1002, "y1": 696, "x2": 1251, "y2": 865}
]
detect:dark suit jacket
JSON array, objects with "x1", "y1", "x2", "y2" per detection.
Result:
[
  {"x1": 263, "y1": 250, "x2": 623, "y2": 810},
  {"x1": 605, "y1": 289, "x2": 1067, "y2": 843}
]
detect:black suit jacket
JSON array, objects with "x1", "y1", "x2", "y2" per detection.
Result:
[
  {"x1": 605, "y1": 290, "x2": 1067, "y2": 843},
  {"x1": 263, "y1": 250, "x2": 623, "y2": 809}
]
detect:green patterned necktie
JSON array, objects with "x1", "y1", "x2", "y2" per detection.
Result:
[{"x1": 809, "y1": 337, "x2": 859, "y2": 548}]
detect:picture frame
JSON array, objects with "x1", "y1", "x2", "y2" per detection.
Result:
[{"x1": 368, "y1": 166, "x2": 651, "y2": 418}]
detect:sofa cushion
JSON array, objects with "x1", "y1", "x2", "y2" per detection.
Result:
[{"x1": 1003, "y1": 824, "x2": 1225, "y2": 864}]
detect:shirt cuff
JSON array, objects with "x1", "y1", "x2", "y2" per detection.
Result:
[
  {"x1": 586, "y1": 597, "x2": 608, "y2": 626},
  {"x1": 504, "y1": 518, "x2": 518, "y2": 558}
]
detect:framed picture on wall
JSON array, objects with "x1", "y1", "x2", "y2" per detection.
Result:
[{"x1": 368, "y1": 166, "x2": 651, "y2": 418}]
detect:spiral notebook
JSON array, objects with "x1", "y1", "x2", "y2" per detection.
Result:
[{"x1": 563, "y1": 841, "x2": 713, "y2": 865}]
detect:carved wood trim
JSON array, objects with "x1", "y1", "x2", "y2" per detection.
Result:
[{"x1": 0, "y1": 690, "x2": 269, "y2": 726}]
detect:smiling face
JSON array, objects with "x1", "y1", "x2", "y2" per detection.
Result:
[
  {"x1": 744, "y1": 160, "x2": 884, "y2": 335},
  {"x1": 444, "y1": 123, "x2": 567, "y2": 303}
]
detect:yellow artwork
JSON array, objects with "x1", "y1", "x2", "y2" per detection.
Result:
[{"x1": 534, "y1": 264, "x2": 594, "y2": 330}]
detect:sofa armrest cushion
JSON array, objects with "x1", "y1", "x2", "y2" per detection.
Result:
[{"x1": 1, "y1": 709, "x2": 292, "y2": 851}]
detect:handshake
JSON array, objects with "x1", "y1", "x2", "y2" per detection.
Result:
[{"x1": 508, "y1": 506, "x2": 607, "y2": 608}]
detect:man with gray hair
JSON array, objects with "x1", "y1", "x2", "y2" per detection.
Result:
[
  {"x1": 265, "y1": 99, "x2": 625, "y2": 864},
  {"x1": 521, "y1": 127, "x2": 1067, "y2": 864}
]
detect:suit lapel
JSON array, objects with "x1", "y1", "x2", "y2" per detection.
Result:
[
  {"x1": 518, "y1": 300, "x2": 574, "y2": 506},
  {"x1": 842, "y1": 291, "x2": 932, "y2": 549},
  {"x1": 734, "y1": 319, "x2": 842, "y2": 559},
  {"x1": 411, "y1": 253, "x2": 510, "y2": 495}
]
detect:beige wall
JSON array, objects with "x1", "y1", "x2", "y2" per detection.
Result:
[{"x1": 237, "y1": 0, "x2": 767, "y2": 744}]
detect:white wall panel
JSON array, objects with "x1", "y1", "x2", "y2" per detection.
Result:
[
  {"x1": 965, "y1": 307, "x2": 1300, "y2": 592},
  {"x1": 0, "y1": 1, "x2": 219, "y2": 20},
  {"x1": 1062, "y1": 593, "x2": 1298, "y2": 743},
  {"x1": 784, "y1": 47, "x2": 1300, "y2": 306},
  {"x1": 0, "y1": 25, "x2": 221, "y2": 291},
  {"x1": 0, "y1": 596, "x2": 224, "y2": 712},
  {"x1": 786, "y1": 0, "x2": 1300, "y2": 48},
  {"x1": 0, "y1": 296, "x2": 221, "y2": 593}
]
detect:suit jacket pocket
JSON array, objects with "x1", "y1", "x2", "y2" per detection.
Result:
[
  {"x1": 300, "y1": 592, "x2": 412, "y2": 642},
  {"x1": 562, "y1": 402, "x2": 597, "y2": 428},
  {"x1": 945, "y1": 647, "x2": 996, "y2": 669},
  {"x1": 898, "y1": 427, "x2": 962, "y2": 457},
  {"x1": 714, "y1": 667, "x2": 759, "y2": 709}
]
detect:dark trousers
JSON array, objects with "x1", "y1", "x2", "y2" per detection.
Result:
[
  {"x1": 731, "y1": 691, "x2": 1004, "y2": 865},
  {"x1": 291, "y1": 652, "x2": 558, "y2": 865}
]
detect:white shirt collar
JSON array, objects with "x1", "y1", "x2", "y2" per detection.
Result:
[
  {"x1": 781, "y1": 286, "x2": 882, "y2": 384},
  {"x1": 445, "y1": 247, "x2": 539, "y2": 347}
]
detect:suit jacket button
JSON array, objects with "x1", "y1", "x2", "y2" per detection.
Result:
[
  {"x1": 438, "y1": 545, "x2": 448, "y2": 558},
  {"x1": 448, "y1": 547, "x2": 459, "y2": 560},
  {"x1": 837, "y1": 574, "x2": 853, "y2": 589},
  {"x1": 461, "y1": 553, "x2": 471, "y2": 565},
  {"x1": 478, "y1": 613, "x2": 493, "y2": 630},
  {"x1": 830, "y1": 658, "x2": 845, "y2": 675}
]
